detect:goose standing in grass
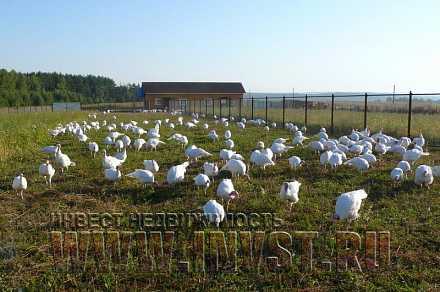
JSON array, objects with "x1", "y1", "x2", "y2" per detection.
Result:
[
  {"x1": 374, "y1": 143, "x2": 389, "y2": 155},
  {"x1": 126, "y1": 169, "x2": 156, "y2": 189},
  {"x1": 271, "y1": 142, "x2": 293, "y2": 160},
  {"x1": 225, "y1": 139, "x2": 235, "y2": 149},
  {"x1": 279, "y1": 181, "x2": 301, "y2": 211},
  {"x1": 39, "y1": 160, "x2": 55, "y2": 187},
  {"x1": 216, "y1": 179, "x2": 239, "y2": 211},
  {"x1": 208, "y1": 130, "x2": 219, "y2": 141},
  {"x1": 143, "y1": 160, "x2": 159, "y2": 173},
  {"x1": 414, "y1": 165, "x2": 433, "y2": 188},
  {"x1": 288, "y1": 156, "x2": 303, "y2": 169},
  {"x1": 121, "y1": 135, "x2": 131, "y2": 148},
  {"x1": 250, "y1": 150, "x2": 275, "y2": 169},
  {"x1": 309, "y1": 141, "x2": 324, "y2": 154},
  {"x1": 397, "y1": 161, "x2": 411, "y2": 178},
  {"x1": 413, "y1": 133, "x2": 425, "y2": 147},
  {"x1": 194, "y1": 174, "x2": 211, "y2": 194},
  {"x1": 102, "y1": 150, "x2": 124, "y2": 169},
  {"x1": 219, "y1": 149, "x2": 235, "y2": 162},
  {"x1": 103, "y1": 136, "x2": 113, "y2": 149},
  {"x1": 88, "y1": 142, "x2": 99, "y2": 158},
  {"x1": 203, "y1": 162, "x2": 219, "y2": 180},
  {"x1": 114, "y1": 139, "x2": 124, "y2": 151},
  {"x1": 402, "y1": 148, "x2": 429, "y2": 165},
  {"x1": 203, "y1": 200, "x2": 225, "y2": 227},
  {"x1": 221, "y1": 159, "x2": 249, "y2": 179},
  {"x1": 320, "y1": 150, "x2": 332, "y2": 168},
  {"x1": 12, "y1": 173, "x2": 28, "y2": 200},
  {"x1": 55, "y1": 147, "x2": 76, "y2": 173},
  {"x1": 145, "y1": 138, "x2": 165, "y2": 151},
  {"x1": 185, "y1": 145, "x2": 212, "y2": 162},
  {"x1": 333, "y1": 189, "x2": 368, "y2": 222},
  {"x1": 167, "y1": 162, "x2": 190, "y2": 184},
  {"x1": 224, "y1": 130, "x2": 232, "y2": 139},
  {"x1": 104, "y1": 166, "x2": 121, "y2": 183},
  {"x1": 344, "y1": 157, "x2": 369, "y2": 172},
  {"x1": 133, "y1": 138, "x2": 146, "y2": 151},
  {"x1": 41, "y1": 144, "x2": 61, "y2": 156},
  {"x1": 360, "y1": 153, "x2": 377, "y2": 165},
  {"x1": 390, "y1": 168, "x2": 404, "y2": 183},
  {"x1": 329, "y1": 152, "x2": 344, "y2": 169},
  {"x1": 114, "y1": 148, "x2": 127, "y2": 162}
]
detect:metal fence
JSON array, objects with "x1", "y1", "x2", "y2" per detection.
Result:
[{"x1": 173, "y1": 92, "x2": 440, "y2": 147}]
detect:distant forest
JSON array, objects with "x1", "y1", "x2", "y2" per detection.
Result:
[{"x1": 0, "y1": 69, "x2": 140, "y2": 107}]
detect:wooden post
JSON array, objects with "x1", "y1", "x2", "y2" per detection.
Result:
[
  {"x1": 364, "y1": 93, "x2": 368, "y2": 129},
  {"x1": 239, "y1": 97, "x2": 242, "y2": 120},
  {"x1": 282, "y1": 96, "x2": 286, "y2": 127},
  {"x1": 304, "y1": 94, "x2": 308, "y2": 126},
  {"x1": 265, "y1": 96, "x2": 268, "y2": 122},
  {"x1": 219, "y1": 98, "x2": 222, "y2": 118},
  {"x1": 331, "y1": 94, "x2": 335, "y2": 133},
  {"x1": 408, "y1": 91, "x2": 412, "y2": 137},
  {"x1": 251, "y1": 96, "x2": 254, "y2": 120},
  {"x1": 228, "y1": 97, "x2": 231, "y2": 120}
]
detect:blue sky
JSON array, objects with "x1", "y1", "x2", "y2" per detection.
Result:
[{"x1": 1, "y1": 0, "x2": 439, "y2": 92}]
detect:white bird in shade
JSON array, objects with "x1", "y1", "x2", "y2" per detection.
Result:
[
  {"x1": 133, "y1": 138, "x2": 146, "y2": 151},
  {"x1": 102, "y1": 150, "x2": 124, "y2": 169},
  {"x1": 194, "y1": 173, "x2": 211, "y2": 194},
  {"x1": 103, "y1": 136, "x2": 114, "y2": 149},
  {"x1": 288, "y1": 156, "x2": 303, "y2": 169},
  {"x1": 414, "y1": 165, "x2": 434, "y2": 188},
  {"x1": 221, "y1": 159, "x2": 249, "y2": 179},
  {"x1": 88, "y1": 142, "x2": 99, "y2": 158},
  {"x1": 39, "y1": 160, "x2": 55, "y2": 187},
  {"x1": 12, "y1": 173, "x2": 28, "y2": 200},
  {"x1": 402, "y1": 148, "x2": 429, "y2": 165},
  {"x1": 203, "y1": 162, "x2": 219, "y2": 180},
  {"x1": 225, "y1": 139, "x2": 235, "y2": 149},
  {"x1": 126, "y1": 169, "x2": 156, "y2": 189},
  {"x1": 203, "y1": 123, "x2": 209, "y2": 130},
  {"x1": 113, "y1": 148, "x2": 127, "y2": 162},
  {"x1": 397, "y1": 161, "x2": 411, "y2": 178},
  {"x1": 104, "y1": 166, "x2": 121, "y2": 183},
  {"x1": 250, "y1": 150, "x2": 275, "y2": 169},
  {"x1": 216, "y1": 179, "x2": 239, "y2": 210},
  {"x1": 360, "y1": 153, "x2": 377, "y2": 165},
  {"x1": 114, "y1": 139, "x2": 124, "y2": 151},
  {"x1": 344, "y1": 157, "x2": 369, "y2": 172},
  {"x1": 274, "y1": 138, "x2": 288, "y2": 144},
  {"x1": 390, "y1": 168, "x2": 404, "y2": 183},
  {"x1": 413, "y1": 133, "x2": 425, "y2": 147},
  {"x1": 334, "y1": 189, "x2": 368, "y2": 222},
  {"x1": 329, "y1": 152, "x2": 344, "y2": 169},
  {"x1": 224, "y1": 130, "x2": 232, "y2": 139},
  {"x1": 41, "y1": 144, "x2": 61, "y2": 156},
  {"x1": 121, "y1": 135, "x2": 131, "y2": 148},
  {"x1": 203, "y1": 199, "x2": 225, "y2": 227},
  {"x1": 219, "y1": 149, "x2": 235, "y2": 162},
  {"x1": 55, "y1": 146, "x2": 76, "y2": 173},
  {"x1": 320, "y1": 150, "x2": 332, "y2": 168},
  {"x1": 374, "y1": 143, "x2": 390, "y2": 155},
  {"x1": 167, "y1": 162, "x2": 190, "y2": 184},
  {"x1": 271, "y1": 142, "x2": 293, "y2": 159},
  {"x1": 145, "y1": 138, "x2": 166, "y2": 151},
  {"x1": 208, "y1": 130, "x2": 219, "y2": 141},
  {"x1": 279, "y1": 181, "x2": 301, "y2": 211},
  {"x1": 309, "y1": 141, "x2": 324, "y2": 154},
  {"x1": 185, "y1": 145, "x2": 212, "y2": 161},
  {"x1": 143, "y1": 160, "x2": 159, "y2": 173}
]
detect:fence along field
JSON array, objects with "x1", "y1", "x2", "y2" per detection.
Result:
[{"x1": 2, "y1": 91, "x2": 440, "y2": 146}]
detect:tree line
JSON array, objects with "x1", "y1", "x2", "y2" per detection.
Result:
[{"x1": 0, "y1": 69, "x2": 140, "y2": 107}]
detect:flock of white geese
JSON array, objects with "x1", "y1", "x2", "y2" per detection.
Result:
[{"x1": 11, "y1": 111, "x2": 440, "y2": 227}]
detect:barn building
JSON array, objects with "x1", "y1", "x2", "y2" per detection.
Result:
[{"x1": 142, "y1": 82, "x2": 246, "y2": 110}]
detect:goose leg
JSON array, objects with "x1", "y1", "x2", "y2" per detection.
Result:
[{"x1": 20, "y1": 190, "x2": 24, "y2": 200}]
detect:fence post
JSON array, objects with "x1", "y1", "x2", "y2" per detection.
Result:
[
  {"x1": 251, "y1": 96, "x2": 254, "y2": 120},
  {"x1": 408, "y1": 91, "x2": 412, "y2": 137},
  {"x1": 212, "y1": 99, "x2": 215, "y2": 117},
  {"x1": 364, "y1": 93, "x2": 368, "y2": 129},
  {"x1": 228, "y1": 97, "x2": 231, "y2": 120},
  {"x1": 304, "y1": 94, "x2": 308, "y2": 127},
  {"x1": 239, "y1": 97, "x2": 242, "y2": 120},
  {"x1": 205, "y1": 99, "x2": 208, "y2": 116},
  {"x1": 282, "y1": 95, "x2": 286, "y2": 128},
  {"x1": 265, "y1": 96, "x2": 268, "y2": 122},
  {"x1": 331, "y1": 93, "x2": 335, "y2": 133},
  {"x1": 219, "y1": 98, "x2": 222, "y2": 118}
]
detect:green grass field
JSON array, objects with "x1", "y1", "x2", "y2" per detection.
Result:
[{"x1": 0, "y1": 111, "x2": 439, "y2": 290}]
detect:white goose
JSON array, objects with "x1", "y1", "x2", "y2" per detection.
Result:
[
  {"x1": 39, "y1": 160, "x2": 55, "y2": 187},
  {"x1": 55, "y1": 147, "x2": 76, "y2": 173},
  {"x1": 145, "y1": 138, "x2": 166, "y2": 151},
  {"x1": 133, "y1": 138, "x2": 146, "y2": 151},
  {"x1": 414, "y1": 165, "x2": 433, "y2": 188},
  {"x1": 334, "y1": 189, "x2": 368, "y2": 222},
  {"x1": 390, "y1": 168, "x2": 404, "y2": 183},
  {"x1": 185, "y1": 145, "x2": 212, "y2": 161},
  {"x1": 167, "y1": 162, "x2": 190, "y2": 184},
  {"x1": 126, "y1": 169, "x2": 156, "y2": 188},
  {"x1": 88, "y1": 142, "x2": 99, "y2": 158},
  {"x1": 279, "y1": 181, "x2": 301, "y2": 211},
  {"x1": 221, "y1": 159, "x2": 249, "y2": 179},
  {"x1": 225, "y1": 139, "x2": 235, "y2": 149},
  {"x1": 403, "y1": 148, "x2": 429, "y2": 165},
  {"x1": 143, "y1": 160, "x2": 159, "y2": 173},
  {"x1": 203, "y1": 162, "x2": 219, "y2": 180},
  {"x1": 102, "y1": 150, "x2": 124, "y2": 169},
  {"x1": 203, "y1": 200, "x2": 225, "y2": 227},
  {"x1": 216, "y1": 179, "x2": 239, "y2": 210},
  {"x1": 194, "y1": 174, "x2": 211, "y2": 194},
  {"x1": 344, "y1": 157, "x2": 369, "y2": 172},
  {"x1": 12, "y1": 173, "x2": 28, "y2": 200},
  {"x1": 288, "y1": 156, "x2": 303, "y2": 169},
  {"x1": 104, "y1": 166, "x2": 121, "y2": 183}
]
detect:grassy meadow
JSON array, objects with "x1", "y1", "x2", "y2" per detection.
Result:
[{"x1": 0, "y1": 111, "x2": 439, "y2": 290}]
